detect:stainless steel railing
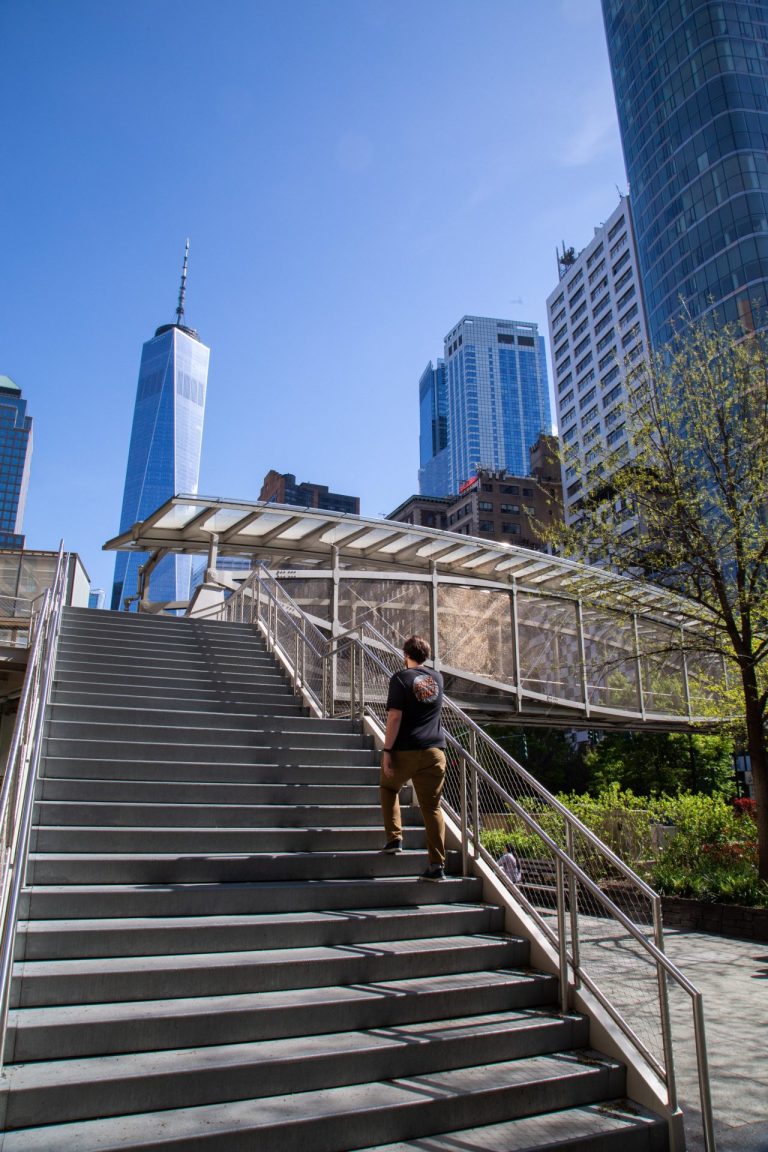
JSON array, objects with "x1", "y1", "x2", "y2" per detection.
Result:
[
  {"x1": 0, "y1": 543, "x2": 68, "y2": 1074},
  {"x1": 206, "y1": 563, "x2": 715, "y2": 1152}
]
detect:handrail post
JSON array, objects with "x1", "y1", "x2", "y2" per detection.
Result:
[
  {"x1": 565, "y1": 822, "x2": 581, "y2": 989},
  {"x1": 555, "y1": 857, "x2": 570, "y2": 1013},
  {"x1": 653, "y1": 897, "x2": 678, "y2": 1111},
  {"x1": 358, "y1": 643, "x2": 366, "y2": 722},
  {"x1": 460, "y1": 754, "x2": 469, "y2": 877}
]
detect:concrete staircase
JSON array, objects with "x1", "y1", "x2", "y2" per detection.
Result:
[{"x1": 0, "y1": 606, "x2": 669, "y2": 1150}]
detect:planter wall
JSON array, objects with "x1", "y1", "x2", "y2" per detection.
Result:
[{"x1": 661, "y1": 896, "x2": 768, "y2": 942}]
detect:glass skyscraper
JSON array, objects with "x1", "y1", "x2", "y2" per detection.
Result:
[
  {"x1": 420, "y1": 316, "x2": 551, "y2": 496},
  {"x1": 0, "y1": 376, "x2": 33, "y2": 549},
  {"x1": 111, "y1": 254, "x2": 209, "y2": 610},
  {"x1": 602, "y1": 0, "x2": 768, "y2": 346},
  {"x1": 418, "y1": 360, "x2": 450, "y2": 497}
]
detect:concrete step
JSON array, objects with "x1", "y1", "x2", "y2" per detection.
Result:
[
  {"x1": 44, "y1": 738, "x2": 376, "y2": 765},
  {"x1": 47, "y1": 704, "x2": 345, "y2": 731},
  {"x1": 20, "y1": 876, "x2": 486, "y2": 921},
  {"x1": 51, "y1": 687, "x2": 300, "y2": 711},
  {"x1": 54, "y1": 664, "x2": 288, "y2": 689},
  {"x1": 37, "y1": 777, "x2": 391, "y2": 806},
  {"x1": 45, "y1": 719, "x2": 367, "y2": 747},
  {"x1": 34, "y1": 800, "x2": 401, "y2": 829},
  {"x1": 7, "y1": 966, "x2": 559, "y2": 1060},
  {"x1": 356, "y1": 1102, "x2": 669, "y2": 1152},
  {"x1": 0, "y1": 1009, "x2": 587, "y2": 1129},
  {"x1": 0, "y1": 1050, "x2": 625, "y2": 1152},
  {"x1": 30, "y1": 826, "x2": 426, "y2": 854},
  {"x1": 17, "y1": 902, "x2": 504, "y2": 960},
  {"x1": 40, "y1": 757, "x2": 380, "y2": 784},
  {"x1": 53, "y1": 654, "x2": 282, "y2": 677},
  {"x1": 57, "y1": 631, "x2": 267, "y2": 658},
  {"x1": 13, "y1": 933, "x2": 526, "y2": 1008},
  {"x1": 26, "y1": 849, "x2": 458, "y2": 886}
]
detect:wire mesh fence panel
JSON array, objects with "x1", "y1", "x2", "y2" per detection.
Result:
[
  {"x1": 340, "y1": 578, "x2": 431, "y2": 648},
  {"x1": 278, "y1": 577, "x2": 333, "y2": 628},
  {"x1": 437, "y1": 584, "x2": 515, "y2": 682},
  {"x1": 637, "y1": 617, "x2": 686, "y2": 715},
  {"x1": 686, "y1": 644, "x2": 728, "y2": 717},
  {"x1": 580, "y1": 606, "x2": 641, "y2": 711},
  {"x1": 516, "y1": 592, "x2": 581, "y2": 702}
]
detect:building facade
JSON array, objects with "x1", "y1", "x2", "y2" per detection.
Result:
[
  {"x1": 111, "y1": 254, "x2": 209, "y2": 610},
  {"x1": 259, "y1": 471, "x2": 360, "y2": 515},
  {"x1": 602, "y1": 0, "x2": 768, "y2": 346},
  {"x1": 391, "y1": 435, "x2": 562, "y2": 551},
  {"x1": 419, "y1": 316, "x2": 551, "y2": 497},
  {"x1": 418, "y1": 360, "x2": 450, "y2": 497},
  {"x1": 0, "y1": 376, "x2": 33, "y2": 550},
  {"x1": 547, "y1": 198, "x2": 650, "y2": 523}
]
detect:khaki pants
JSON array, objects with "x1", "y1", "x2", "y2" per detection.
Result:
[{"x1": 380, "y1": 747, "x2": 446, "y2": 865}]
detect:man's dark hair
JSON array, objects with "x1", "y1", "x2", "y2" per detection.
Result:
[{"x1": 403, "y1": 635, "x2": 431, "y2": 664}]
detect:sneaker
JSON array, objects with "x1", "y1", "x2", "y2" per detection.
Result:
[
  {"x1": 381, "y1": 839, "x2": 403, "y2": 854},
  {"x1": 419, "y1": 864, "x2": 445, "y2": 882}
]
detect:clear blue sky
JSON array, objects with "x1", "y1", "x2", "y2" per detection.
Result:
[{"x1": 0, "y1": 0, "x2": 626, "y2": 596}]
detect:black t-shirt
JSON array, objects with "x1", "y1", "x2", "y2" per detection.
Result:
[{"x1": 386, "y1": 666, "x2": 446, "y2": 750}]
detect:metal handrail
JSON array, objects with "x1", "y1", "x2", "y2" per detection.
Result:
[
  {"x1": 206, "y1": 564, "x2": 716, "y2": 1152},
  {"x1": 0, "y1": 543, "x2": 68, "y2": 1074}
]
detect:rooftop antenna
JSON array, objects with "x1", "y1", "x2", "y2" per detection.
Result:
[{"x1": 175, "y1": 239, "x2": 190, "y2": 326}]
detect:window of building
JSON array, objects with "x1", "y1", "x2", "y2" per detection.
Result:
[
  {"x1": 608, "y1": 215, "x2": 625, "y2": 242},
  {"x1": 518, "y1": 335, "x2": 535, "y2": 347},
  {"x1": 594, "y1": 309, "x2": 613, "y2": 335},
  {"x1": 579, "y1": 386, "x2": 596, "y2": 409},
  {"x1": 617, "y1": 285, "x2": 636, "y2": 311},
  {"x1": 571, "y1": 300, "x2": 587, "y2": 323},
  {"x1": 581, "y1": 405, "x2": 598, "y2": 428},
  {"x1": 610, "y1": 232, "x2": 627, "y2": 259},
  {"x1": 555, "y1": 341, "x2": 570, "y2": 361},
  {"x1": 479, "y1": 520, "x2": 494, "y2": 532},
  {"x1": 607, "y1": 423, "x2": 626, "y2": 446},
  {"x1": 587, "y1": 242, "x2": 604, "y2": 268},
  {"x1": 497, "y1": 333, "x2": 515, "y2": 344},
  {"x1": 503, "y1": 522, "x2": 521, "y2": 535},
  {"x1": 598, "y1": 349, "x2": 616, "y2": 371},
  {"x1": 575, "y1": 351, "x2": 593, "y2": 375},
  {"x1": 478, "y1": 501, "x2": 493, "y2": 511},
  {"x1": 500, "y1": 503, "x2": 519, "y2": 514},
  {"x1": 592, "y1": 292, "x2": 611, "y2": 317},
  {"x1": 501, "y1": 484, "x2": 519, "y2": 494},
  {"x1": 590, "y1": 276, "x2": 608, "y2": 301},
  {"x1": 567, "y1": 269, "x2": 584, "y2": 293},
  {"x1": 588, "y1": 259, "x2": 606, "y2": 284},
  {"x1": 620, "y1": 302, "x2": 639, "y2": 327},
  {"x1": 482, "y1": 483, "x2": 493, "y2": 492},
  {"x1": 597, "y1": 329, "x2": 615, "y2": 353},
  {"x1": 522, "y1": 487, "x2": 533, "y2": 497},
  {"x1": 614, "y1": 267, "x2": 633, "y2": 292},
  {"x1": 612, "y1": 248, "x2": 631, "y2": 277},
  {"x1": 557, "y1": 357, "x2": 571, "y2": 377},
  {"x1": 574, "y1": 335, "x2": 591, "y2": 358},
  {"x1": 558, "y1": 372, "x2": 573, "y2": 394}
]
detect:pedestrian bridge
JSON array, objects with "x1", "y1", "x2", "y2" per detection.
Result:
[{"x1": 104, "y1": 494, "x2": 726, "y2": 729}]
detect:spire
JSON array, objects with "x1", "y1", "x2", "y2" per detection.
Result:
[{"x1": 175, "y1": 238, "x2": 190, "y2": 327}]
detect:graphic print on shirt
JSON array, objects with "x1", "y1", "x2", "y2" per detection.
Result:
[{"x1": 412, "y1": 673, "x2": 440, "y2": 703}]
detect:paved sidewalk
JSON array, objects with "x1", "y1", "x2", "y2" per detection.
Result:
[{"x1": 663, "y1": 929, "x2": 768, "y2": 1152}]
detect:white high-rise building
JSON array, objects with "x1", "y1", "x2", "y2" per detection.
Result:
[{"x1": 546, "y1": 197, "x2": 649, "y2": 526}]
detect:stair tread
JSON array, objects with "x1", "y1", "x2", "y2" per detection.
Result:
[
  {"x1": 15, "y1": 932, "x2": 518, "y2": 980},
  {"x1": 10, "y1": 966, "x2": 553, "y2": 1028},
  {"x1": 20, "y1": 902, "x2": 489, "y2": 934},
  {"x1": 356, "y1": 1101, "x2": 668, "y2": 1152},
  {"x1": 0, "y1": 1052, "x2": 621, "y2": 1150},
  {"x1": 3, "y1": 1008, "x2": 575, "y2": 1090}
]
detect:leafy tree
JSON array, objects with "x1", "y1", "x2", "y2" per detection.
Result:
[
  {"x1": 584, "y1": 731, "x2": 735, "y2": 797},
  {"x1": 553, "y1": 311, "x2": 768, "y2": 879}
]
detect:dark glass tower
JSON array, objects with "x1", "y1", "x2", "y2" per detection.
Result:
[
  {"x1": 0, "y1": 375, "x2": 33, "y2": 549},
  {"x1": 602, "y1": 1, "x2": 768, "y2": 346},
  {"x1": 111, "y1": 246, "x2": 209, "y2": 610},
  {"x1": 418, "y1": 360, "x2": 450, "y2": 497}
]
